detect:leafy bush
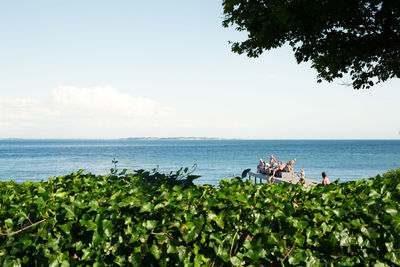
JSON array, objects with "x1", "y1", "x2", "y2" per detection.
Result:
[{"x1": 1, "y1": 169, "x2": 400, "y2": 266}]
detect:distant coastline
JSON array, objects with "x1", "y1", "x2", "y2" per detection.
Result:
[
  {"x1": 121, "y1": 137, "x2": 230, "y2": 141},
  {"x1": 0, "y1": 137, "x2": 232, "y2": 141},
  {"x1": 1, "y1": 137, "x2": 399, "y2": 141}
]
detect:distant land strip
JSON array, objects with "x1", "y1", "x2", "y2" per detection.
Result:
[{"x1": 121, "y1": 137, "x2": 231, "y2": 141}]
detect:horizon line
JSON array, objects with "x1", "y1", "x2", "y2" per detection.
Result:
[{"x1": 1, "y1": 137, "x2": 399, "y2": 141}]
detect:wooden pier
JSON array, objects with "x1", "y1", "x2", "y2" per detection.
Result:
[{"x1": 247, "y1": 171, "x2": 320, "y2": 186}]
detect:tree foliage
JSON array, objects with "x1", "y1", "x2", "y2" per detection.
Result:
[{"x1": 222, "y1": 0, "x2": 400, "y2": 89}]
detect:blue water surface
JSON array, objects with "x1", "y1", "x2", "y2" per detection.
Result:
[{"x1": 0, "y1": 139, "x2": 399, "y2": 185}]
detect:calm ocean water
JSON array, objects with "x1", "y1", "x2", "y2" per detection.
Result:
[{"x1": 0, "y1": 139, "x2": 399, "y2": 185}]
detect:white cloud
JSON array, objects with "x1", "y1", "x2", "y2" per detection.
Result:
[
  {"x1": 0, "y1": 98, "x2": 59, "y2": 119},
  {"x1": 265, "y1": 73, "x2": 279, "y2": 79},
  {"x1": 0, "y1": 86, "x2": 171, "y2": 121},
  {"x1": 0, "y1": 122, "x2": 12, "y2": 128},
  {"x1": 0, "y1": 86, "x2": 256, "y2": 138},
  {"x1": 51, "y1": 86, "x2": 171, "y2": 118},
  {"x1": 0, "y1": 86, "x2": 177, "y2": 138}
]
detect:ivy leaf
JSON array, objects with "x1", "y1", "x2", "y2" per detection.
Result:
[
  {"x1": 385, "y1": 252, "x2": 400, "y2": 265},
  {"x1": 207, "y1": 212, "x2": 225, "y2": 229},
  {"x1": 59, "y1": 221, "x2": 74, "y2": 234},
  {"x1": 385, "y1": 208, "x2": 398, "y2": 216},
  {"x1": 143, "y1": 220, "x2": 158, "y2": 230},
  {"x1": 139, "y1": 203, "x2": 154, "y2": 213},
  {"x1": 150, "y1": 244, "x2": 162, "y2": 260},
  {"x1": 230, "y1": 256, "x2": 243, "y2": 266},
  {"x1": 82, "y1": 248, "x2": 95, "y2": 261},
  {"x1": 288, "y1": 250, "x2": 306, "y2": 265},
  {"x1": 63, "y1": 204, "x2": 76, "y2": 219},
  {"x1": 5, "y1": 218, "x2": 13, "y2": 227}
]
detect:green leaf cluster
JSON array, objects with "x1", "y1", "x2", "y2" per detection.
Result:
[
  {"x1": 222, "y1": 0, "x2": 400, "y2": 89},
  {"x1": 1, "y1": 168, "x2": 400, "y2": 266}
]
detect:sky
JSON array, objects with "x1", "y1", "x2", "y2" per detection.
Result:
[{"x1": 0, "y1": 0, "x2": 399, "y2": 139}]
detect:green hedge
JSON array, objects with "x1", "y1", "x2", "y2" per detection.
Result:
[{"x1": 1, "y1": 168, "x2": 400, "y2": 266}]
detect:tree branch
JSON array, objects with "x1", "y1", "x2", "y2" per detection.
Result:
[
  {"x1": 282, "y1": 241, "x2": 296, "y2": 262},
  {"x1": 0, "y1": 219, "x2": 47, "y2": 236}
]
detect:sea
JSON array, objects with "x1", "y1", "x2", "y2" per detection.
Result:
[{"x1": 0, "y1": 139, "x2": 399, "y2": 186}]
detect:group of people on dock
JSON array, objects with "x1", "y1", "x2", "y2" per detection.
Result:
[
  {"x1": 257, "y1": 154, "x2": 301, "y2": 179},
  {"x1": 256, "y1": 154, "x2": 331, "y2": 185}
]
